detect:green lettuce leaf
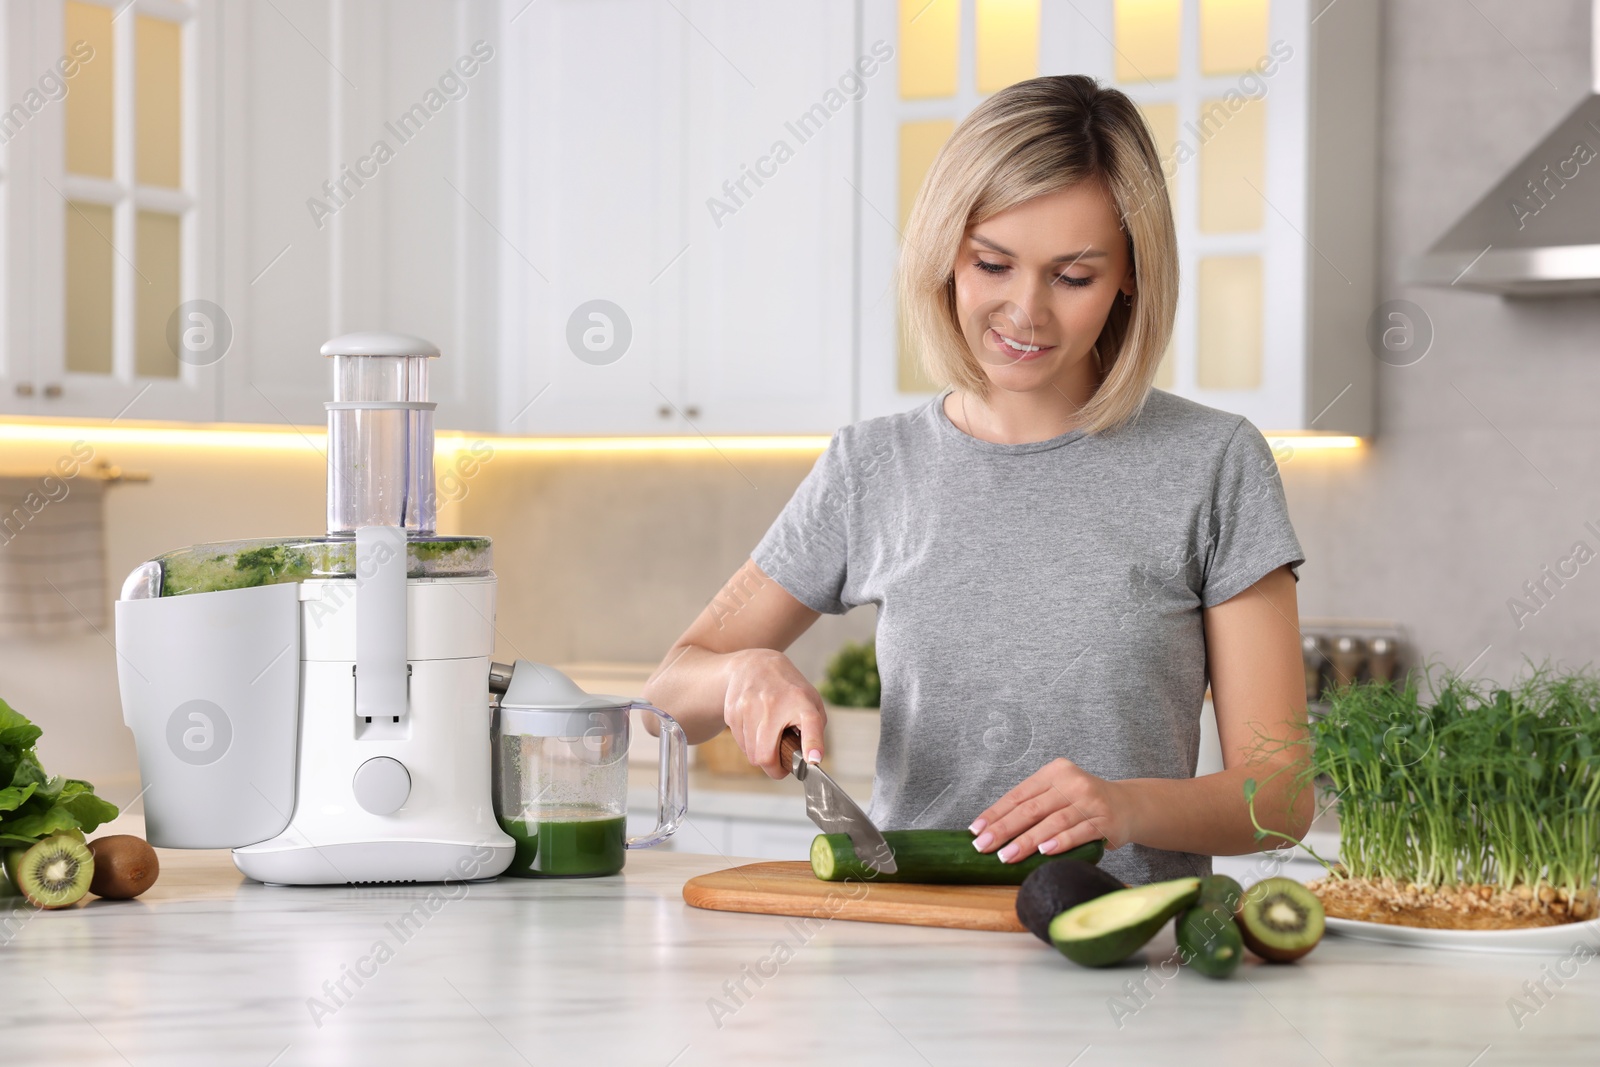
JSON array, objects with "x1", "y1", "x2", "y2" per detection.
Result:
[
  {"x1": 0, "y1": 745, "x2": 20, "y2": 791},
  {"x1": 58, "y1": 790, "x2": 118, "y2": 833},
  {"x1": 10, "y1": 753, "x2": 47, "y2": 791},
  {"x1": 0, "y1": 699, "x2": 42, "y2": 751},
  {"x1": 0, "y1": 699, "x2": 121, "y2": 845},
  {"x1": 0, "y1": 783, "x2": 37, "y2": 812},
  {"x1": 0, "y1": 806, "x2": 81, "y2": 841}
]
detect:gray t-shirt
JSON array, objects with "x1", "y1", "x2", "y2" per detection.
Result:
[{"x1": 752, "y1": 388, "x2": 1305, "y2": 885}]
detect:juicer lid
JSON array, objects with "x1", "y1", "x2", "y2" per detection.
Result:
[
  {"x1": 498, "y1": 660, "x2": 630, "y2": 711},
  {"x1": 320, "y1": 332, "x2": 440, "y2": 358}
]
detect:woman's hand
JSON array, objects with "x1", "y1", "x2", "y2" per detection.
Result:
[
  {"x1": 722, "y1": 648, "x2": 828, "y2": 779},
  {"x1": 969, "y1": 758, "x2": 1135, "y2": 862}
]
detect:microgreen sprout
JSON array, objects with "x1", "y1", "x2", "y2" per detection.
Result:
[{"x1": 1247, "y1": 662, "x2": 1600, "y2": 892}]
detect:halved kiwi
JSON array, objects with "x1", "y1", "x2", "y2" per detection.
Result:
[
  {"x1": 13, "y1": 834, "x2": 95, "y2": 909},
  {"x1": 1235, "y1": 877, "x2": 1325, "y2": 962},
  {"x1": 88, "y1": 835, "x2": 159, "y2": 899}
]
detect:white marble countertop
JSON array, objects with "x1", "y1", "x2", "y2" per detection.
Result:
[{"x1": 2, "y1": 816, "x2": 1597, "y2": 1067}]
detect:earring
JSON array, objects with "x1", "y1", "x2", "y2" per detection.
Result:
[{"x1": 1122, "y1": 291, "x2": 1133, "y2": 308}]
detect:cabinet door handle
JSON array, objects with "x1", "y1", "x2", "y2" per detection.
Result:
[
  {"x1": 657, "y1": 404, "x2": 673, "y2": 419},
  {"x1": 684, "y1": 405, "x2": 700, "y2": 420},
  {"x1": 42, "y1": 383, "x2": 63, "y2": 399},
  {"x1": 14, "y1": 382, "x2": 34, "y2": 397}
]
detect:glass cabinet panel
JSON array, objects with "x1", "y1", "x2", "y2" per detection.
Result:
[
  {"x1": 898, "y1": 119, "x2": 955, "y2": 227},
  {"x1": 1114, "y1": 0, "x2": 1181, "y2": 82},
  {"x1": 66, "y1": 202, "x2": 116, "y2": 375},
  {"x1": 135, "y1": 211, "x2": 182, "y2": 378},
  {"x1": 65, "y1": 1, "x2": 114, "y2": 178},
  {"x1": 1197, "y1": 255, "x2": 1263, "y2": 390},
  {"x1": 1200, "y1": 0, "x2": 1270, "y2": 75},
  {"x1": 899, "y1": 0, "x2": 959, "y2": 99},
  {"x1": 975, "y1": 0, "x2": 1039, "y2": 95},
  {"x1": 1198, "y1": 95, "x2": 1265, "y2": 232},
  {"x1": 136, "y1": 16, "x2": 183, "y2": 188}
]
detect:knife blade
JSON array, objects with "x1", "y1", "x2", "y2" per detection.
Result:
[{"x1": 779, "y1": 727, "x2": 897, "y2": 876}]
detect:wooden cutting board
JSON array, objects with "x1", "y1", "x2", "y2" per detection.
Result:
[{"x1": 682, "y1": 861, "x2": 1027, "y2": 932}]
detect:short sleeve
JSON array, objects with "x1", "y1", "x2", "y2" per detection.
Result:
[
  {"x1": 1201, "y1": 420, "x2": 1306, "y2": 608},
  {"x1": 751, "y1": 433, "x2": 852, "y2": 615}
]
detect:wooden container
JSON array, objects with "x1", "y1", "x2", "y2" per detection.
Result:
[
  {"x1": 694, "y1": 708, "x2": 881, "y2": 779},
  {"x1": 696, "y1": 727, "x2": 765, "y2": 776}
]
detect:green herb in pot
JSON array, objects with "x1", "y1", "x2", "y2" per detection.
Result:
[{"x1": 819, "y1": 639, "x2": 880, "y2": 708}]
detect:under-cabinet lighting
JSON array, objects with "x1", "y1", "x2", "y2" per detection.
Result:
[
  {"x1": 0, "y1": 420, "x2": 832, "y2": 455},
  {"x1": 1261, "y1": 435, "x2": 1363, "y2": 452},
  {"x1": 0, "y1": 420, "x2": 1360, "y2": 456}
]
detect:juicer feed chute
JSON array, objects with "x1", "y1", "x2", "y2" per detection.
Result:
[{"x1": 323, "y1": 332, "x2": 439, "y2": 537}]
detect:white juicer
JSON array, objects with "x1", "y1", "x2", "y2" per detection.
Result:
[{"x1": 115, "y1": 333, "x2": 515, "y2": 884}]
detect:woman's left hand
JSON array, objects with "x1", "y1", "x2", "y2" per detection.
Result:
[{"x1": 969, "y1": 758, "x2": 1135, "y2": 862}]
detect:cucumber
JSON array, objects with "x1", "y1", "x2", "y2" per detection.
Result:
[
  {"x1": 1047, "y1": 877, "x2": 1201, "y2": 968},
  {"x1": 1175, "y1": 875, "x2": 1245, "y2": 978},
  {"x1": 809, "y1": 831, "x2": 1105, "y2": 885}
]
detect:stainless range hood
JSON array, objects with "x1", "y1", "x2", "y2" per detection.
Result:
[{"x1": 1405, "y1": 2, "x2": 1600, "y2": 296}]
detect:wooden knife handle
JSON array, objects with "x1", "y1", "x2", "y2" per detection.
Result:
[{"x1": 779, "y1": 726, "x2": 805, "y2": 778}]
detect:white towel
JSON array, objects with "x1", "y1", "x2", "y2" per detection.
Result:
[{"x1": 0, "y1": 474, "x2": 107, "y2": 638}]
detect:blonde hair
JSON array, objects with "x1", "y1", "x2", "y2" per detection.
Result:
[{"x1": 897, "y1": 75, "x2": 1178, "y2": 436}]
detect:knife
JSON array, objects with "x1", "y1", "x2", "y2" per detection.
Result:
[{"x1": 779, "y1": 726, "x2": 897, "y2": 876}]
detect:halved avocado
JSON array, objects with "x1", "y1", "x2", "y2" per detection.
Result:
[{"x1": 1048, "y1": 877, "x2": 1201, "y2": 967}]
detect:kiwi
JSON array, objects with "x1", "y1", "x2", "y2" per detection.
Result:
[
  {"x1": 1015, "y1": 859, "x2": 1126, "y2": 943},
  {"x1": 13, "y1": 834, "x2": 95, "y2": 909},
  {"x1": 4, "y1": 828, "x2": 88, "y2": 896},
  {"x1": 1235, "y1": 877, "x2": 1325, "y2": 962},
  {"x1": 88, "y1": 835, "x2": 159, "y2": 900}
]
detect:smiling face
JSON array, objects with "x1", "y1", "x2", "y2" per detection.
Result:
[{"x1": 951, "y1": 182, "x2": 1135, "y2": 399}]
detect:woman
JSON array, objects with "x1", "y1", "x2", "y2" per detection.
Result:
[{"x1": 643, "y1": 75, "x2": 1311, "y2": 884}]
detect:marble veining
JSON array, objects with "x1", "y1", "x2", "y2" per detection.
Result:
[{"x1": 1, "y1": 816, "x2": 1596, "y2": 1066}]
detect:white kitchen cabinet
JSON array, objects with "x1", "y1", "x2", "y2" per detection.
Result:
[
  {"x1": 1, "y1": 0, "x2": 223, "y2": 423},
  {"x1": 858, "y1": 0, "x2": 1378, "y2": 437},
  {"x1": 496, "y1": 0, "x2": 687, "y2": 436},
  {"x1": 499, "y1": 0, "x2": 858, "y2": 435},
  {"x1": 217, "y1": 0, "x2": 498, "y2": 432},
  {"x1": 678, "y1": 0, "x2": 858, "y2": 434},
  {"x1": 7, "y1": 1, "x2": 1379, "y2": 438},
  {"x1": 0, "y1": 0, "x2": 497, "y2": 430}
]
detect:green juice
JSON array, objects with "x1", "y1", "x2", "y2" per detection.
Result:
[{"x1": 499, "y1": 812, "x2": 627, "y2": 878}]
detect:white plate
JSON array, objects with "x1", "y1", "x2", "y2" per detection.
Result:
[{"x1": 1326, "y1": 915, "x2": 1600, "y2": 954}]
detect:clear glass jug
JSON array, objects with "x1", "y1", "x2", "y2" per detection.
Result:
[{"x1": 492, "y1": 662, "x2": 687, "y2": 877}]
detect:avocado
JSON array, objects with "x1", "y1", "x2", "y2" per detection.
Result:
[
  {"x1": 1048, "y1": 877, "x2": 1202, "y2": 967},
  {"x1": 1015, "y1": 859, "x2": 1126, "y2": 943}
]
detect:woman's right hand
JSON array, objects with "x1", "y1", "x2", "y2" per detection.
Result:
[{"x1": 723, "y1": 648, "x2": 828, "y2": 779}]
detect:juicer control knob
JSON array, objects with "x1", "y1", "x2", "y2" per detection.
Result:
[{"x1": 352, "y1": 757, "x2": 411, "y2": 816}]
